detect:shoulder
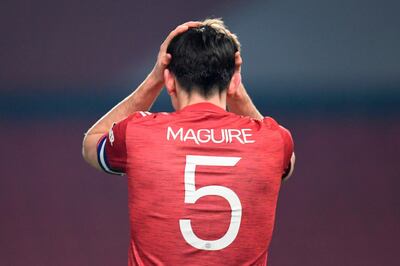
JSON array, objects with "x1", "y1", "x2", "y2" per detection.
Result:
[
  {"x1": 261, "y1": 116, "x2": 292, "y2": 135},
  {"x1": 260, "y1": 116, "x2": 281, "y2": 130},
  {"x1": 122, "y1": 111, "x2": 174, "y2": 124},
  {"x1": 256, "y1": 116, "x2": 294, "y2": 148}
]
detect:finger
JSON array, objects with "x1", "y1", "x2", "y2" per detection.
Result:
[
  {"x1": 235, "y1": 52, "x2": 242, "y2": 66},
  {"x1": 160, "y1": 25, "x2": 188, "y2": 51},
  {"x1": 234, "y1": 52, "x2": 242, "y2": 73},
  {"x1": 236, "y1": 56, "x2": 242, "y2": 66},
  {"x1": 161, "y1": 53, "x2": 172, "y2": 66},
  {"x1": 182, "y1": 21, "x2": 203, "y2": 28},
  {"x1": 173, "y1": 24, "x2": 190, "y2": 35},
  {"x1": 235, "y1": 51, "x2": 242, "y2": 60},
  {"x1": 160, "y1": 22, "x2": 203, "y2": 52}
]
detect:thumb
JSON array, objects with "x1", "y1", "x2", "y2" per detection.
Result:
[{"x1": 161, "y1": 53, "x2": 172, "y2": 66}]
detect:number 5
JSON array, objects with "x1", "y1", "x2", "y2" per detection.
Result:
[{"x1": 179, "y1": 155, "x2": 242, "y2": 250}]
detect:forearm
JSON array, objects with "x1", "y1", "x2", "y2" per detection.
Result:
[
  {"x1": 227, "y1": 83, "x2": 263, "y2": 120},
  {"x1": 84, "y1": 73, "x2": 163, "y2": 136},
  {"x1": 82, "y1": 73, "x2": 163, "y2": 170},
  {"x1": 82, "y1": 21, "x2": 202, "y2": 171}
]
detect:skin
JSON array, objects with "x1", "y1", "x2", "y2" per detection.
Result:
[{"x1": 82, "y1": 21, "x2": 294, "y2": 176}]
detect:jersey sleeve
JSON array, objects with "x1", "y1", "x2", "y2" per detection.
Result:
[
  {"x1": 96, "y1": 120, "x2": 128, "y2": 175},
  {"x1": 278, "y1": 125, "x2": 295, "y2": 181},
  {"x1": 97, "y1": 111, "x2": 151, "y2": 175},
  {"x1": 96, "y1": 112, "x2": 146, "y2": 175}
]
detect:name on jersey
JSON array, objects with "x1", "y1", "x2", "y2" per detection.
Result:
[{"x1": 167, "y1": 126, "x2": 255, "y2": 145}]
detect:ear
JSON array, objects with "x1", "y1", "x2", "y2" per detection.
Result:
[
  {"x1": 227, "y1": 71, "x2": 241, "y2": 96},
  {"x1": 164, "y1": 69, "x2": 176, "y2": 96}
]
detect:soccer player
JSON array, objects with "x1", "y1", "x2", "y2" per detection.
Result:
[{"x1": 82, "y1": 19, "x2": 295, "y2": 266}]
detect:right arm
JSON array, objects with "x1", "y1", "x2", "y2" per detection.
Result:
[
  {"x1": 282, "y1": 153, "x2": 296, "y2": 182},
  {"x1": 226, "y1": 52, "x2": 263, "y2": 120},
  {"x1": 227, "y1": 82, "x2": 263, "y2": 120},
  {"x1": 227, "y1": 52, "x2": 295, "y2": 181}
]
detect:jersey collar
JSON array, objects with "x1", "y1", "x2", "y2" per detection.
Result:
[{"x1": 179, "y1": 102, "x2": 228, "y2": 113}]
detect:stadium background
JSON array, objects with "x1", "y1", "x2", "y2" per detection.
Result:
[{"x1": 1, "y1": 0, "x2": 399, "y2": 265}]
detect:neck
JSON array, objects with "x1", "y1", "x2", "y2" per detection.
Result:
[{"x1": 177, "y1": 91, "x2": 227, "y2": 110}]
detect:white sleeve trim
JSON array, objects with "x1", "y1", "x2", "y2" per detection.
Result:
[
  {"x1": 98, "y1": 137, "x2": 125, "y2": 176},
  {"x1": 282, "y1": 152, "x2": 295, "y2": 182}
]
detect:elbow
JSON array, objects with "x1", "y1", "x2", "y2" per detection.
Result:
[
  {"x1": 81, "y1": 134, "x2": 91, "y2": 165},
  {"x1": 82, "y1": 133, "x2": 103, "y2": 171},
  {"x1": 282, "y1": 152, "x2": 296, "y2": 183}
]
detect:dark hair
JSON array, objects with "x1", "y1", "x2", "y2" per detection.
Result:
[{"x1": 167, "y1": 25, "x2": 239, "y2": 98}]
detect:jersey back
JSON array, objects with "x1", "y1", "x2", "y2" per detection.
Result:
[{"x1": 97, "y1": 102, "x2": 294, "y2": 266}]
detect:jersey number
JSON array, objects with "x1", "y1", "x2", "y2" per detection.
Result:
[{"x1": 179, "y1": 155, "x2": 242, "y2": 250}]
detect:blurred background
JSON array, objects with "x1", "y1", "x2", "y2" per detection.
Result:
[{"x1": 1, "y1": 0, "x2": 399, "y2": 265}]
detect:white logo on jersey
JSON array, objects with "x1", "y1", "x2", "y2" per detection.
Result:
[{"x1": 109, "y1": 123, "x2": 116, "y2": 146}]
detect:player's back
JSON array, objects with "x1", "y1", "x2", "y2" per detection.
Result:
[
  {"x1": 101, "y1": 102, "x2": 292, "y2": 266},
  {"x1": 125, "y1": 103, "x2": 292, "y2": 265}
]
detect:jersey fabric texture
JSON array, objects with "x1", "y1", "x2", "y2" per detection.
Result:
[{"x1": 96, "y1": 102, "x2": 294, "y2": 266}]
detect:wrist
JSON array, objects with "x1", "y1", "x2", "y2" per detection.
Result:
[
  {"x1": 227, "y1": 84, "x2": 250, "y2": 105},
  {"x1": 146, "y1": 70, "x2": 164, "y2": 90}
]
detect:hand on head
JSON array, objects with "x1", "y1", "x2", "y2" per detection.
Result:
[
  {"x1": 151, "y1": 21, "x2": 203, "y2": 83},
  {"x1": 150, "y1": 20, "x2": 245, "y2": 107},
  {"x1": 234, "y1": 51, "x2": 242, "y2": 74}
]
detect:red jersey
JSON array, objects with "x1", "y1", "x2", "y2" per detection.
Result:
[{"x1": 97, "y1": 102, "x2": 294, "y2": 266}]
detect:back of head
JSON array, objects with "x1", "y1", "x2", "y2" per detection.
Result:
[{"x1": 167, "y1": 19, "x2": 241, "y2": 98}]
